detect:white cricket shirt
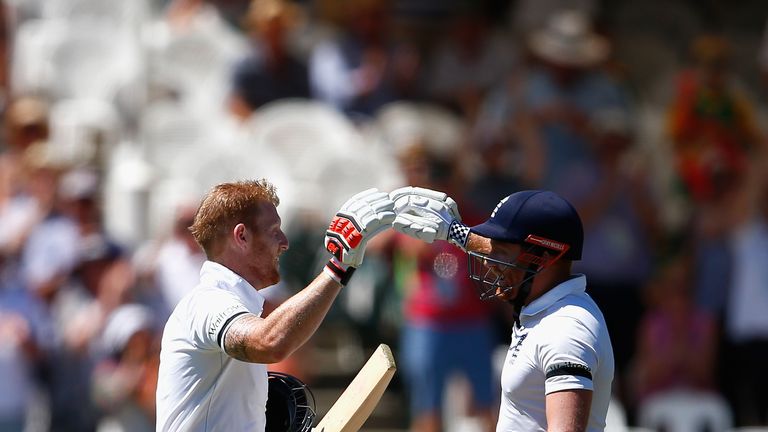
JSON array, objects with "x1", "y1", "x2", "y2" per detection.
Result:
[
  {"x1": 156, "y1": 261, "x2": 267, "y2": 432},
  {"x1": 496, "y1": 275, "x2": 614, "y2": 432}
]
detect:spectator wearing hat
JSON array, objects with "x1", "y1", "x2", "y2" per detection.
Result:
[
  {"x1": 92, "y1": 304, "x2": 160, "y2": 432},
  {"x1": 228, "y1": 0, "x2": 310, "y2": 120},
  {"x1": 475, "y1": 9, "x2": 631, "y2": 191}
]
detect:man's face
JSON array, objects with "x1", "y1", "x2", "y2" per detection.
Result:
[
  {"x1": 484, "y1": 240, "x2": 526, "y2": 301},
  {"x1": 246, "y1": 202, "x2": 289, "y2": 288}
]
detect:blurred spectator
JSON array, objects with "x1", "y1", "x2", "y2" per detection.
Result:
[
  {"x1": 0, "y1": 137, "x2": 55, "y2": 304},
  {"x1": 721, "y1": 156, "x2": 768, "y2": 426},
  {"x1": 92, "y1": 304, "x2": 160, "y2": 432},
  {"x1": 475, "y1": 9, "x2": 631, "y2": 190},
  {"x1": 228, "y1": 0, "x2": 310, "y2": 120},
  {"x1": 40, "y1": 168, "x2": 135, "y2": 431},
  {"x1": 390, "y1": 143, "x2": 497, "y2": 432},
  {"x1": 0, "y1": 96, "x2": 50, "y2": 210},
  {"x1": 16, "y1": 147, "x2": 79, "y2": 305},
  {"x1": 308, "y1": 0, "x2": 422, "y2": 118},
  {"x1": 629, "y1": 254, "x2": 718, "y2": 409},
  {"x1": 46, "y1": 234, "x2": 133, "y2": 432},
  {"x1": 424, "y1": 3, "x2": 517, "y2": 122},
  {"x1": 555, "y1": 107, "x2": 660, "y2": 409},
  {"x1": 666, "y1": 34, "x2": 762, "y2": 205},
  {"x1": 507, "y1": 0, "x2": 598, "y2": 38},
  {"x1": 136, "y1": 201, "x2": 204, "y2": 318},
  {"x1": 0, "y1": 275, "x2": 51, "y2": 432}
]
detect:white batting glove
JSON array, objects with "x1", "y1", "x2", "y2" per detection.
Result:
[
  {"x1": 324, "y1": 189, "x2": 395, "y2": 284},
  {"x1": 389, "y1": 186, "x2": 470, "y2": 251}
]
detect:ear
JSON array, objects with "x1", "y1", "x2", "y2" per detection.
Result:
[{"x1": 233, "y1": 223, "x2": 248, "y2": 249}]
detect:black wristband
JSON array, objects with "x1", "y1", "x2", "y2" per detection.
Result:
[{"x1": 324, "y1": 258, "x2": 356, "y2": 286}]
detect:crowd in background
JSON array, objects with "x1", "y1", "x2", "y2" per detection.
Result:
[{"x1": 1, "y1": 0, "x2": 768, "y2": 431}]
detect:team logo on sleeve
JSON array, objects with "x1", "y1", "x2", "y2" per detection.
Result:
[
  {"x1": 545, "y1": 362, "x2": 592, "y2": 380},
  {"x1": 208, "y1": 304, "x2": 249, "y2": 338}
]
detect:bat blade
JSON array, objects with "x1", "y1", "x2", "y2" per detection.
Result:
[{"x1": 314, "y1": 344, "x2": 397, "y2": 432}]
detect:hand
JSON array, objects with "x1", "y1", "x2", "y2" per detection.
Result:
[
  {"x1": 325, "y1": 188, "x2": 395, "y2": 269},
  {"x1": 389, "y1": 186, "x2": 470, "y2": 250}
]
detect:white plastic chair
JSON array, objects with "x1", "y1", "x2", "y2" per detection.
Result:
[
  {"x1": 244, "y1": 99, "x2": 403, "y2": 218},
  {"x1": 48, "y1": 98, "x2": 123, "y2": 167},
  {"x1": 12, "y1": 18, "x2": 143, "y2": 101},
  {"x1": 147, "y1": 26, "x2": 246, "y2": 116},
  {"x1": 10, "y1": 18, "x2": 67, "y2": 96},
  {"x1": 138, "y1": 101, "x2": 212, "y2": 171},
  {"x1": 374, "y1": 101, "x2": 468, "y2": 157},
  {"x1": 637, "y1": 389, "x2": 733, "y2": 432},
  {"x1": 41, "y1": 0, "x2": 151, "y2": 28}
]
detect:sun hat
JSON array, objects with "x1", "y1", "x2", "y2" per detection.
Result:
[{"x1": 527, "y1": 9, "x2": 609, "y2": 68}]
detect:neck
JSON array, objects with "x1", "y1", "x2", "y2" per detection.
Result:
[
  {"x1": 213, "y1": 252, "x2": 264, "y2": 290},
  {"x1": 525, "y1": 263, "x2": 572, "y2": 305}
]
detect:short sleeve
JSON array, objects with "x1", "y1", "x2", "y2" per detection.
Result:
[
  {"x1": 188, "y1": 289, "x2": 252, "y2": 352},
  {"x1": 538, "y1": 316, "x2": 599, "y2": 395}
]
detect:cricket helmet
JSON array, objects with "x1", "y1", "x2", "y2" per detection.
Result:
[
  {"x1": 467, "y1": 190, "x2": 583, "y2": 301},
  {"x1": 266, "y1": 371, "x2": 316, "y2": 432}
]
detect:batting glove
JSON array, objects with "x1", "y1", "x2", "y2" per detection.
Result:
[
  {"x1": 324, "y1": 188, "x2": 395, "y2": 284},
  {"x1": 389, "y1": 186, "x2": 470, "y2": 251}
]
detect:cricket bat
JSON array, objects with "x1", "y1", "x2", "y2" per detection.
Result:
[{"x1": 313, "y1": 344, "x2": 397, "y2": 432}]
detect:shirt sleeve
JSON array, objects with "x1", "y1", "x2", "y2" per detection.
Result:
[
  {"x1": 537, "y1": 316, "x2": 599, "y2": 395},
  {"x1": 188, "y1": 288, "x2": 252, "y2": 352}
]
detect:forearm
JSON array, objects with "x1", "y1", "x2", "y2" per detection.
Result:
[
  {"x1": 546, "y1": 389, "x2": 591, "y2": 432},
  {"x1": 465, "y1": 232, "x2": 491, "y2": 255},
  {"x1": 224, "y1": 272, "x2": 342, "y2": 363}
]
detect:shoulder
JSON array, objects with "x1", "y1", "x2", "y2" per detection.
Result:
[
  {"x1": 190, "y1": 284, "x2": 246, "y2": 310},
  {"x1": 538, "y1": 295, "x2": 606, "y2": 341}
]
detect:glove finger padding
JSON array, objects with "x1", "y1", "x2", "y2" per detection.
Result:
[
  {"x1": 389, "y1": 186, "x2": 469, "y2": 250},
  {"x1": 392, "y1": 213, "x2": 439, "y2": 243},
  {"x1": 391, "y1": 187, "x2": 461, "y2": 222},
  {"x1": 325, "y1": 188, "x2": 395, "y2": 268}
]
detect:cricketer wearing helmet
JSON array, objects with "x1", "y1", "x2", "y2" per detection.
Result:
[{"x1": 390, "y1": 187, "x2": 614, "y2": 432}]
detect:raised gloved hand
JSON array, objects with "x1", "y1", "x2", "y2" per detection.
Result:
[
  {"x1": 389, "y1": 186, "x2": 470, "y2": 250},
  {"x1": 324, "y1": 188, "x2": 395, "y2": 284}
]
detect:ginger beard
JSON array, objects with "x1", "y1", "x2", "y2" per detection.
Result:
[{"x1": 246, "y1": 202, "x2": 289, "y2": 288}]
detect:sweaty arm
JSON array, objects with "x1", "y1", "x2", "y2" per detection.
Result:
[
  {"x1": 224, "y1": 272, "x2": 342, "y2": 364},
  {"x1": 546, "y1": 389, "x2": 592, "y2": 432},
  {"x1": 466, "y1": 232, "x2": 491, "y2": 254}
]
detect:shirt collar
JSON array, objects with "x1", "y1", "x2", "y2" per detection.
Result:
[
  {"x1": 200, "y1": 260, "x2": 265, "y2": 313},
  {"x1": 521, "y1": 274, "x2": 586, "y2": 318}
]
